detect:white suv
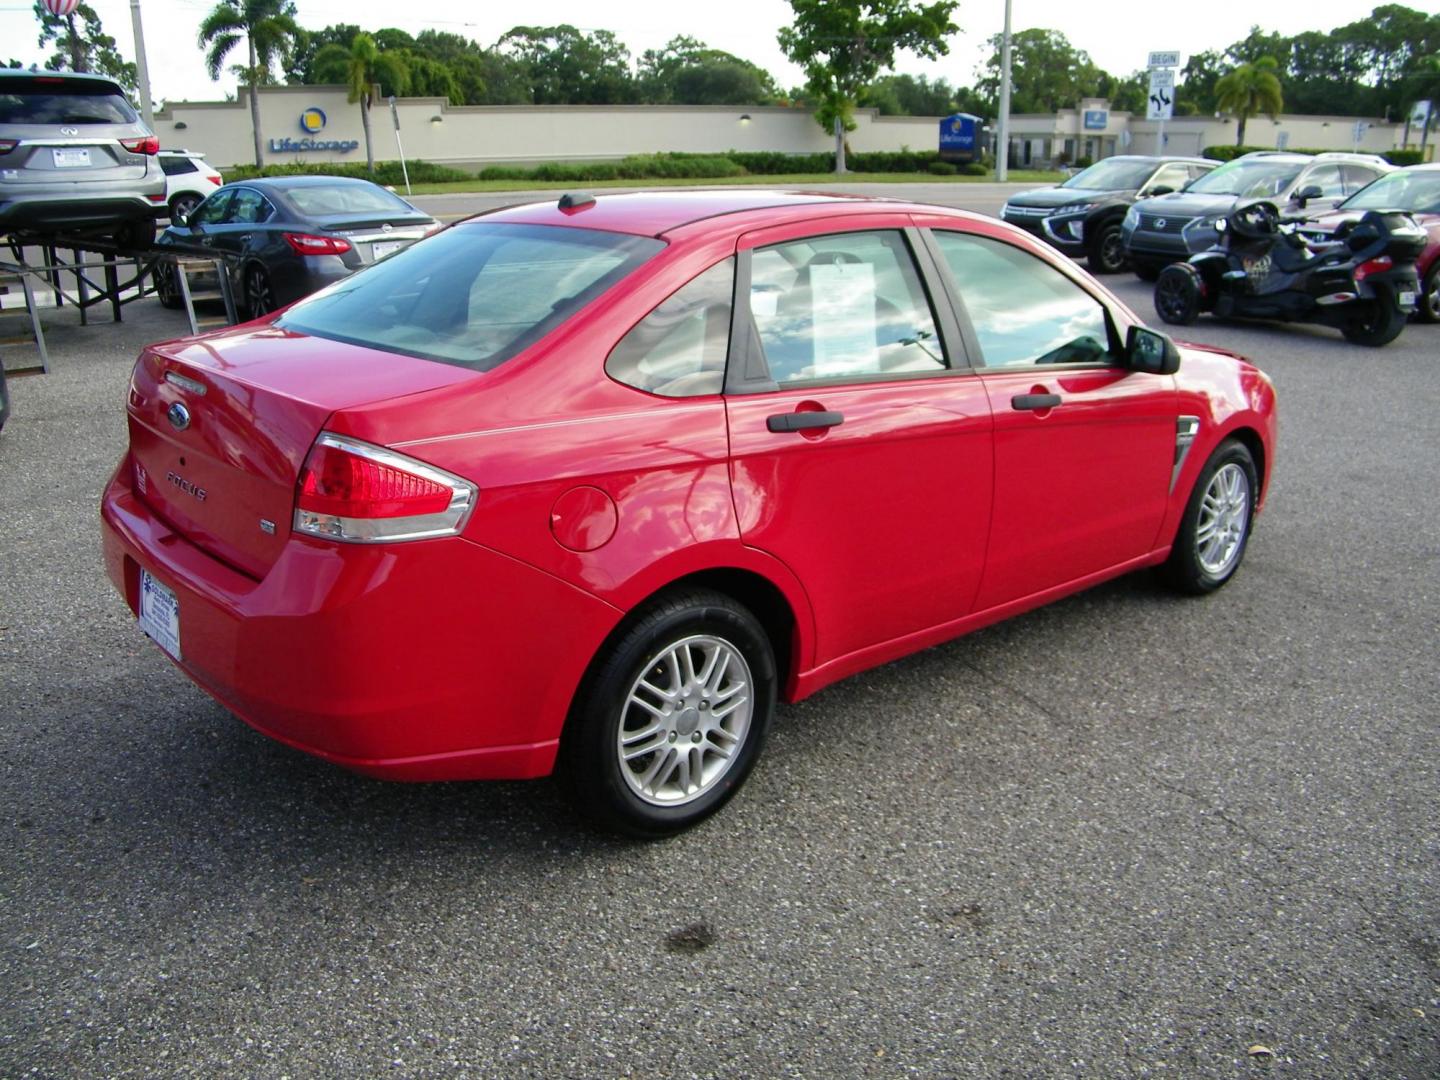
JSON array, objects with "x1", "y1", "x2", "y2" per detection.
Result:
[{"x1": 157, "y1": 149, "x2": 222, "y2": 222}]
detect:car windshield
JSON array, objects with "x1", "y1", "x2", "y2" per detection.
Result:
[
  {"x1": 1062, "y1": 159, "x2": 1158, "y2": 190},
  {"x1": 1340, "y1": 170, "x2": 1440, "y2": 213},
  {"x1": 1187, "y1": 159, "x2": 1304, "y2": 198},
  {"x1": 277, "y1": 222, "x2": 664, "y2": 372},
  {"x1": 281, "y1": 183, "x2": 418, "y2": 217},
  {"x1": 0, "y1": 78, "x2": 138, "y2": 124}
]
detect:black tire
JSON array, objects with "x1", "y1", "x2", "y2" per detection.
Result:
[
  {"x1": 244, "y1": 264, "x2": 275, "y2": 320},
  {"x1": 559, "y1": 589, "x2": 777, "y2": 837},
  {"x1": 1163, "y1": 439, "x2": 1258, "y2": 595},
  {"x1": 1155, "y1": 263, "x2": 1203, "y2": 326},
  {"x1": 153, "y1": 262, "x2": 183, "y2": 310},
  {"x1": 1415, "y1": 264, "x2": 1440, "y2": 325},
  {"x1": 1086, "y1": 220, "x2": 1126, "y2": 274},
  {"x1": 1341, "y1": 288, "x2": 1407, "y2": 346},
  {"x1": 1133, "y1": 259, "x2": 1163, "y2": 282},
  {"x1": 169, "y1": 193, "x2": 202, "y2": 223}
]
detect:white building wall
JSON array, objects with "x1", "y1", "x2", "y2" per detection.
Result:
[{"x1": 156, "y1": 86, "x2": 943, "y2": 169}]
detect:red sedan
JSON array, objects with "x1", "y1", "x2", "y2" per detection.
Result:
[{"x1": 100, "y1": 190, "x2": 1277, "y2": 835}]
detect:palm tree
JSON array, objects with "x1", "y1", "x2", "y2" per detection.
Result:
[
  {"x1": 1214, "y1": 57, "x2": 1284, "y2": 148},
  {"x1": 198, "y1": 0, "x2": 301, "y2": 168},
  {"x1": 312, "y1": 33, "x2": 407, "y2": 175}
]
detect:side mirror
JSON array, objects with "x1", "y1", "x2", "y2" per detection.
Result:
[
  {"x1": 1127, "y1": 325, "x2": 1181, "y2": 375},
  {"x1": 1293, "y1": 183, "x2": 1323, "y2": 208},
  {"x1": 1147, "y1": 185, "x2": 1175, "y2": 197}
]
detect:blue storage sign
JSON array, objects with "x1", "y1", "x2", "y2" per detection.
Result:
[
  {"x1": 939, "y1": 113, "x2": 982, "y2": 160},
  {"x1": 1084, "y1": 109, "x2": 1109, "y2": 130}
]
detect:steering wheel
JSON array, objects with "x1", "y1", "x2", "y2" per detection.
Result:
[{"x1": 1228, "y1": 201, "x2": 1281, "y2": 240}]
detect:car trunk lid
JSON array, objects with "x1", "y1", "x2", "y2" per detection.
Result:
[
  {"x1": 125, "y1": 322, "x2": 476, "y2": 579},
  {"x1": 314, "y1": 212, "x2": 438, "y2": 265}
]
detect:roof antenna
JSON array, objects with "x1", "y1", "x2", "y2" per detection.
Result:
[{"x1": 558, "y1": 192, "x2": 596, "y2": 212}]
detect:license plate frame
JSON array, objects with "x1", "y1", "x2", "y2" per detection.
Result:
[
  {"x1": 370, "y1": 240, "x2": 405, "y2": 260},
  {"x1": 52, "y1": 148, "x2": 92, "y2": 169},
  {"x1": 1397, "y1": 289, "x2": 1417, "y2": 310},
  {"x1": 138, "y1": 568, "x2": 181, "y2": 660}
]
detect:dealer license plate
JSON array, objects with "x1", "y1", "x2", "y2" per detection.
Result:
[
  {"x1": 1397, "y1": 290, "x2": 1417, "y2": 310},
  {"x1": 52, "y1": 148, "x2": 92, "y2": 168},
  {"x1": 370, "y1": 240, "x2": 405, "y2": 260},
  {"x1": 138, "y1": 568, "x2": 181, "y2": 660}
]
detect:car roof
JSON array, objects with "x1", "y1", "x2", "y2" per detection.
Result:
[
  {"x1": 0, "y1": 68, "x2": 126, "y2": 91},
  {"x1": 240, "y1": 175, "x2": 393, "y2": 191},
  {"x1": 1089, "y1": 154, "x2": 1212, "y2": 164},
  {"x1": 476, "y1": 189, "x2": 940, "y2": 238}
]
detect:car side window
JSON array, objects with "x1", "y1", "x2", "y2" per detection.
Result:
[
  {"x1": 606, "y1": 258, "x2": 733, "y2": 397},
  {"x1": 159, "y1": 157, "x2": 197, "y2": 177},
  {"x1": 932, "y1": 231, "x2": 1118, "y2": 368},
  {"x1": 1341, "y1": 165, "x2": 1379, "y2": 195},
  {"x1": 1303, "y1": 164, "x2": 1344, "y2": 198},
  {"x1": 750, "y1": 230, "x2": 945, "y2": 385},
  {"x1": 188, "y1": 190, "x2": 232, "y2": 227},
  {"x1": 1146, "y1": 163, "x2": 1190, "y2": 193},
  {"x1": 1188, "y1": 163, "x2": 1216, "y2": 183},
  {"x1": 223, "y1": 188, "x2": 271, "y2": 225}
]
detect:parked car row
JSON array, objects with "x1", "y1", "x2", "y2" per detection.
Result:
[{"x1": 1008, "y1": 149, "x2": 1437, "y2": 346}]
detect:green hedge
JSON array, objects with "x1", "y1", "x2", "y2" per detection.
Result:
[
  {"x1": 1201, "y1": 144, "x2": 1416, "y2": 163},
  {"x1": 222, "y1": 159, "x2": 471, "y2": 185},
  {"x1": 1383, "y1": 149, "x2": 1425, "y2": 166}
]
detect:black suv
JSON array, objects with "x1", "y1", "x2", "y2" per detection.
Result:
[
  {"x1": 0, "y1": 69, "x2": 164, "y2": 247},
  {"x1": 1000, "y1": 156, "x2": 1216, "y2": 273},
  {"x1": 1120, "y1": 151, "x2": 1393, "y2": 279}
]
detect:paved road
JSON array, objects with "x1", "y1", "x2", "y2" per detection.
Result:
[{"x1": 2, "y1": 192, "x2": 1437, "y2": 1078}]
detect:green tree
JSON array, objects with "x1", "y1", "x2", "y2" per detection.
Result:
[
  {"x1": 977, "y1": 28, "x2": 1104, "y2": 115},
  {"x1": 311, "y1": 32, "x2": 407, "y2": 173},
  {"x1": 859, "y1": 73, "x2": 960, "y2": 116},
  {"x1": 497, "y1": 25, "x2": 635, "y2": 104},
  {"x1": 284, "y1": 23, "x2": 358, "y2": 83},
  {"x1": 32, "y1": 1, "x2": 137, "y2": 93},
  {"x1": 199, "y1": 0, "x2": 300, "y2": 167},
  {"x1": 1214, "y1": 56, "x2": 1284, "y2": 146},
  {"x1": 637, "y1": 36, "x2": 778, "y2": 105},
  {"x1": 1179, "y1": 50, "x2": 1225, "y2": 115},
  {"x1": 778, "y1": 0, "x2": 958, "y2": 173}
]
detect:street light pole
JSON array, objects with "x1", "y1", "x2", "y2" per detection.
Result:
[
  {"x1": 996, "y1": 0, "x2": 1012, "y2": 182},
  {"x1": 129, "y1": 0, "x2": 154, "y2": 128},
  {"x1": 389, "y1": 96, "x2": 411, "y2": 195}
]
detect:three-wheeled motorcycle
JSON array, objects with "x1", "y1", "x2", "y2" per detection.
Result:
[{"x1": 1153, "y1": 201, "x2": 1426, "y2": 346}]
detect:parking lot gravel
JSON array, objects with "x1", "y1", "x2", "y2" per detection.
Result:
[{"x1": 1, "y1": 191, "x2": 1436, "y2": 1077}]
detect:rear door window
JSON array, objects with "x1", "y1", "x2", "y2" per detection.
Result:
[
  {"x1": 223, "y1": 188, "x2": 272, "y2": 225},
  {"x1": 277, "y1": 222, "x2": 664, "y2": 371},
  {"x1": 749, "y1": 230, "x2": 946, "y2": 385}
]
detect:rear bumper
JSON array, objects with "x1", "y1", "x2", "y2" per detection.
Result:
[
  {"x1": 100, "y1": 457, "x2": 621, "y2": 780},
  {"x1": 0, "y1": 190, "x2": 163, "y2": 233}
]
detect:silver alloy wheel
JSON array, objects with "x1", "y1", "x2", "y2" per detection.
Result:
[
  {"x1": 1424, "y1": 268, "x2": 1440, "y2": 322},
  {"x1": 1195, "y1": 462, "x2": 1251, "y2": 576},
  {"x1": 617, "y1": 634, "x2": 753, "y2": 806}
]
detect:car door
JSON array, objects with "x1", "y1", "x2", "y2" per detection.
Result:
[
  {"x1": 921, "y1": 223, "x2": 1177, "y2": 611},
  {"x1": 724, "y1": 217, "x2": 995, "y2": 667}
]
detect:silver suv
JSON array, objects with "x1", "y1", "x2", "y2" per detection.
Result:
[{"x1": 0, "y1": 69, "x2": 165, "y2": 248}]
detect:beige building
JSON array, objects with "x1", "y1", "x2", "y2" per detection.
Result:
[
  {"x1": 154, "y1": 85, "x2": 1421, "y2": 172},
  {"x1": 155, "y1": 85, "x2": 943, "y2": 170},
  {"x1": 1002, "y1": 97, "x2": 1411, "y2": 166}
]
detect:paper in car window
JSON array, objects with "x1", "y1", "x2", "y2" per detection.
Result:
[
  {"x1": 750, "y1": 285, "x2": 780, "y2": 318},
  {"x1": 810, "y1": 262, "x2": 876, "y2": 376}
]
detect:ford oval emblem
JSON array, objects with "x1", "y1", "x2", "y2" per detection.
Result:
[{"x1": 166, "y1": 402, "x2": 191, "y2": 431}]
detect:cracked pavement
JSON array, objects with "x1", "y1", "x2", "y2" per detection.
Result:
[{"x1": 1, "y1": 206, "x2": 1436, "y2": 1077}]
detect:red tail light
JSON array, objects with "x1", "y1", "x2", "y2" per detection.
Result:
[
  {"x1": 294, "y1": 434, "x2": 476, "y2": 543},
  {"x1": 205, "y1": 174, "x2": 223, "y2": 186},
  {"x1": 284, "y1": 232, "x2": 352, "y2": 256},
  {"x1": 120, "y1": 135, "x2": 160, "y2": 155},
  {"x1": 1354, "y1": 255, "x2": 1393, "y2": 282}
]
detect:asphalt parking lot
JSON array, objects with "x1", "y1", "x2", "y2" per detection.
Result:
[{"x1": 2, "y1": 186, "x2": 1437, "y2": 1078}]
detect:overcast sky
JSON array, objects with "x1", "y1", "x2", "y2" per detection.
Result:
[{"x1": 0, "y1": 0, "x2": 1404, "y2": 106}]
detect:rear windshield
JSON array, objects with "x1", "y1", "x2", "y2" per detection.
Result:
[
  {"x1": 0, "y1": 78, "x2": 138, "y2": 124},
  {"x1": 281, "y1": 183, "x2": 417, "y2": 217},
  {"x1": 277, "y1": 222, "x2": 664, "y2": 371},
  {"x1": 1341, "y1": 170, "x2": 1440, "y2": 213},
  {"x1": 1188, "y1": 159, "x2": 1303, "y2": 198}
]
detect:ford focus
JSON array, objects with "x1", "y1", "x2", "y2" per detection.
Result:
[{"x1": 101, "y1": 190, "x2": 1278, "y2": 835}]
